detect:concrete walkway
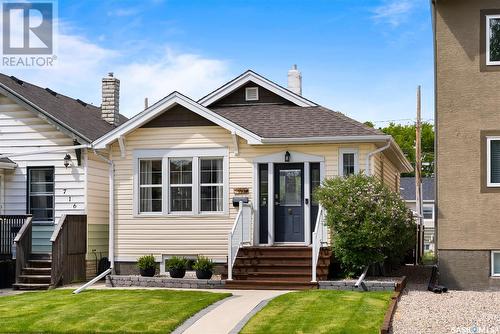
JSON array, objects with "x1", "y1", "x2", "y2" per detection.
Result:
[{"x1": 176, "y1": 289, "x2": 287, "y2": 334}]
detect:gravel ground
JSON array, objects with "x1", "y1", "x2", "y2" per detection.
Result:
[{"x1": 392, "y1": 290, "x2": 500, "y2": 334}]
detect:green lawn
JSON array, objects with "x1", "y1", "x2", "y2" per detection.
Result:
[
  {"x1": 0, "y1": 289, "x2": 230, "y2": 333},
  {"x1": 241, "y1": 290, "x2": 392, "y2": 334}
]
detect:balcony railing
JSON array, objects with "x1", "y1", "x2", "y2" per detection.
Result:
[{"x1": 0, "y1": 215, "x2": 30, "y2": 259}]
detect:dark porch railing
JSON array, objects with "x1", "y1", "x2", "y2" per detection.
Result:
[
  {"x1": 51, "y1": 214, "x2": 87, "y2": 287},
  {"x1": 0, "y1": 215, "x2": 30, "y2": 259},
  {"x1": 13, "y1": 216, "x2": 33, "y2": 284}
]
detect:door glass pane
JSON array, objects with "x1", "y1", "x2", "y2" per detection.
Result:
[
  {"x1": 311, "y1": 163, "x2": 321, "y2": 205},
  {"x1": 28, "y1": 168, "x2": 54, "y2": 223},
  {"x1": 279, "y1": 169, "x2": 301, "y2": 206},
  {"x1": 259, "y1": 165, "x2": 268, "y2": 207}
]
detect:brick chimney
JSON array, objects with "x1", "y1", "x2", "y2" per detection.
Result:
[
  {"x1": 287, "y1": 64, "x2": 302, "y2": 96},
  {"x1": 101, "y1": 72, "x2": 120, "y2": 126}
]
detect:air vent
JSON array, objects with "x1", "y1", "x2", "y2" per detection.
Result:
[
  {"x1": 76, "y1": 99, "x2": 87, "y2": 107},
  {"x1": 245, "y1": 87, "x2": 259, "y2": 101},
  {"x1": 10, "y1": 76, "x2": 23, "y2": 85},
  {"x1": 45, "y1": 88, "x2": 57, "y2": 96}
]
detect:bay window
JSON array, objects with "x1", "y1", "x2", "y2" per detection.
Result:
[{"x1": 135, "y1": 149, "x2": 228, "y2": 216}]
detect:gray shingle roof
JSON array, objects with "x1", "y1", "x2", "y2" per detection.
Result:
[
  {"x1": 0, "y1": 157, "x2": 15, "y2": 164},
  {"x1": 210, "y1": 105, "x2": 382, "y2": 138},
  {"x1": 400, "y1": 177, "x2": 435, "y2": 201},
  {"x1": 0, "y1": 74, "x2": 127, "y2": 141}
]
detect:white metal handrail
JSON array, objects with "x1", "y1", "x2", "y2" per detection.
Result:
[
  {"x1": 311, "y1": 206, "x2": 327, "y2": 282},
  {"x1": 227, "y1": 202, "x2": 252, "y2": 280}
]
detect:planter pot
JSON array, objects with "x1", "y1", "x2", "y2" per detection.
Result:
[
  {"x1": 196, "y1": 269, "x2": 213, "y2": 280},
  {"x1": 169, "y1": 268, "x2": 186, "y2": 278},
  {"x1": 140, "y1": 267, "x2": 156, "y2": 277}
]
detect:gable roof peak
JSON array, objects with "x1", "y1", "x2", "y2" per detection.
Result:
[{"x1": 197, "y1": 69, "x2": 317, "y2": 108}]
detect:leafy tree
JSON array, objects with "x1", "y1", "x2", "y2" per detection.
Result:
[
  {"x1": 315, "y1": 173, "x2": 416, "y2": 276},
  {"x1": 377, "y1": 122, "x2": 434, "y2": 177}
]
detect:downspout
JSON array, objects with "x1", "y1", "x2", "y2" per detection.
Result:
[
  {"x1": 365, "y1": 141, "x2": 391, "y2": 176},
  {"x1": 73, "y1": 148, "x2": 114, "y2": 294}
]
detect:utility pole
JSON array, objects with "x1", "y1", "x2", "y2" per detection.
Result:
[{"x1": 415, "y1": 85, "x2": 423, "y2": 265}]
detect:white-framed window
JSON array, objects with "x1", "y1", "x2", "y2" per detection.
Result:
[
  {"x1": 245, "y1": 87, "x2": 259, "y2": 101},
  {"x1": 139, "y1": 159, "x2": 163, "y2": 213},
  {"x1": 491, "y1": 251, "x2": 500, "y2": 277},
  {"x1": 200, "y1": 158, "x2": 224, "y2": 212},
  {"x1": 486, "y1": 136, "x2": 500, "y2": 187},
  {"x1": 486, "y1": 15, "x2": 500, "y2": 66},
  {"x1": 169, "y1": 158, "x2": 193, "y2": 213},
  {"x1": 339, "y1": 148, "x2": 359, "y2": 177},
  {"x1": 134, "y1": 148, "x2": 228, "y2": 216},
  {"x1": 423, "y1": 205, "x2": 434, "y2": 220}
]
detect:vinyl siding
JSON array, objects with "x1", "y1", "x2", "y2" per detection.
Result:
[
  {"x1": 0, "y1": 95, "x2": 86, "y2": 252},
  {"x1": 86, "y1": 151, "x2": 109, "y2": 260},
  {"x1": 111, "y1": 125, "x2": 401, "y2": 262}
]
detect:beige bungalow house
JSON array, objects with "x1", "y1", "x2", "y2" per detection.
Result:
[{"x1": 93, "y1": 67, "x2": 411, "y2": 288}]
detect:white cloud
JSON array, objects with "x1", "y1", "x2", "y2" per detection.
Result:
[
  {"x1": 107, "y1": 8, "x2": 139, "y2": 17},
  {"x1": 1, "y1": 20, "x2": 231, "y2": 117},
  {"x1": 372, "y1": 0, "x2": 414, "y2": 27}
]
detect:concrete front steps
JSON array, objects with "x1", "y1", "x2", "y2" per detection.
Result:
[
  {"x1": 224, "y1": 246, "x2": 331, "y2": 290},
  {"x1": 12, "y1": 253, "x2": 52, "y2": 290}
]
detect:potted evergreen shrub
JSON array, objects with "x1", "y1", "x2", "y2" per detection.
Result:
[
  {"x1": 193, "y1": 256, "x2": 214, "y2": 279},
  {"x1": 137, "y1": 255, "x2": 157, "y2": 277},
  {"x1": 165, "y1": 256, "x2": 187, "y2": 278}
]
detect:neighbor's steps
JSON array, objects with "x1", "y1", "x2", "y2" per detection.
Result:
[{"x1": 12, "y1": 253, "x2": 52, "y2": 290}]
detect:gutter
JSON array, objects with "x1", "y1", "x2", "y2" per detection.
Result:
[
  {"x1": 365, "y1": 141, "x2": 391, "y2": 176},
  {"x1": 73, "y1": 148, "x2": 115, "y2": 294},
  {"x1": 260, "y1": 135, "x2": 392, "y2": 144}
]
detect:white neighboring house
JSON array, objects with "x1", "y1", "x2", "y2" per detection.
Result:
[{"x1": 400, "y1": 177, "x2": 435, "y2": 252}]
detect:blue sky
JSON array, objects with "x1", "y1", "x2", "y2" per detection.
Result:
[{"x1": 4, "y1": 0, "x2": 434, "y2": 126}]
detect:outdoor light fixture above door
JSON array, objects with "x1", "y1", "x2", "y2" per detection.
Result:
[
  {"x1": 285, "y1": 151, "x2": 291, "y2": 162},
  {"x1": 64, "y1": 154, "x2": 72, "y2": 168}
]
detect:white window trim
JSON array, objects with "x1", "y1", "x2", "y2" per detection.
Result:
[
  {"x1": 339, "y1": 148, "x2": 359, "y2": 177},
  {"x1": 168, "y1": 157, "x2": 194, "y2": 215},
  {"x1": 486, "y1": 136, "x2": 500, "y2": 187},
  {"x1": 133, "y1": 148, "x2": 229, "y2": 217},
  {"x1": 486, "y1": 15, "x2": 500, "y2": 66},
  {"x1": 491, "y1": 251, "x2": 500, "y2": 277},
  {"x1": 137, "y1": 158, "x2": 165, "y2": 215},
  {"x1": 245, "y1": 87, "x2": 259, "y2": 101},
  {"x1": 422, "y1": 204, "x2": 434, "y2": 221},
  {"x1": 199, "y1": 157, "x2": 225, "y2": 214}
]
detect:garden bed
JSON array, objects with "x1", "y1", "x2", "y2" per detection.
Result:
[
  {"x1": 318, "y1": 276, "x2": 405, "y2": 291},
  {"x1": 106, "y1": 275, "x2": 225, "y2": 289}
]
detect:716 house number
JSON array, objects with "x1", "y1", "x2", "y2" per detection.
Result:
[{"x1": 63, "y1": 189, "x2": 77, "y2": 208}]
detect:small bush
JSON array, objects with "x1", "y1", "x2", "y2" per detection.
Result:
[
  {"x1": 315, "y1": 173, "x2": 416, "y2": 276},
  {"x1": 137, "y1": 255, "x2": 157, "y2": 270},
  {"x1": 165, "y1": 256, "x2": 188, "y2": 270},
  {"x1": 193, "y1": 256, "x2": 214, "y2": 271}
]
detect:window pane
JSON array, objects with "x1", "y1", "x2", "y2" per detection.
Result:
[
  {"x1": 140, "y1": 187, "x2": 162, "y2": 212},
  {"x1": 201, "y1": 185, "x2": 223, "y2": 212},
  {"x1": 343, "y1": 153, "x2": 355, "y2": 176},
  {"x1": 494, "y1": 253, "x2": 500, "y2": 275},
  {"x1": 490, "y1": 140, "x2": 500, "y2": 183},
  {"x1": 423, "y1": 207, "x2": 433, "y2": 219},
  {"x1": 171, "y1": 187, "x2": 192, "y2": 211},
  {"x1": 279, "y1": 170, "x2": 301, "y2": 206},
  {"x1": 259, "y1": 165, "x2": 268, "y2": 207},
  {"x1": 30, "y1": 169, "x2": 54, "y2": 182},
  {"x1": 490, "y1": 18, "x2": 500, "y2": 62},
  {"x1": 140, "y1": 160, "x2": 162, "y2": 185},
  {"x1": 170, "y1": 159, "x2": 192, "y2": 184},
  {"x1": 200, "y1": 158, "x2": 223, "y2": 184},
  {"x1": 31, "y1": 208, "x2": 54, "y2": 221}
]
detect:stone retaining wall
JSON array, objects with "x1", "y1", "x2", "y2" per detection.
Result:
[
  {"x1": 318, "y1": 280, "x2": 397, "y2": 291},
  {"x1": 106, "y1": 275, "x2": 225, "y2": 289}
]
